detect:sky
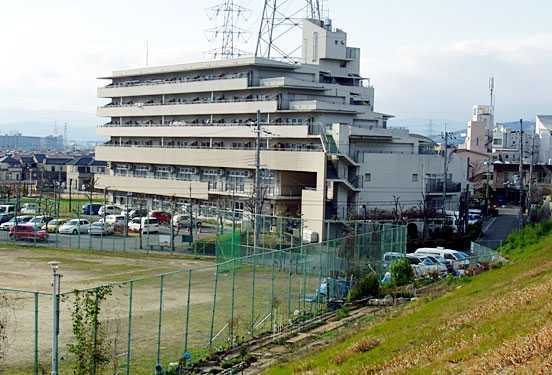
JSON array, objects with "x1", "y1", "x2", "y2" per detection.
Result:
[{"x1": 0, "y1": 0, "x2": 551, "y2": 138}]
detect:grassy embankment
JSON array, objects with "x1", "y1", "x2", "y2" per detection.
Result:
[{"x1": 268, "y1": 222, "x2": 552, "y2": 374}]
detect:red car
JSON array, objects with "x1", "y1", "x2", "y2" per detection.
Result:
[
  {"x1": 149, "y1": 210, "x2": 172, "y2": 224},
  {"x1": 9, "y1": 224, "x2": 48, "y2": 242}
]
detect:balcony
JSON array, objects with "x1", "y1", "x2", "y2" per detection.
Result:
[
  {"x1": 98, "y1": 76, "x2": 249, "y2": 98},
  {"x1": 425, "y1": 181, "x2": 462, "y2": 194},
  {"x1": 97, "y1": 97, "x2": 279, "y2": 117},
  {"x1": 95, "y1": 145, "x2": 327, "y2": 176}
]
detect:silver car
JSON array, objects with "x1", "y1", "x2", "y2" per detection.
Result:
[{"x1": 58, "y1": 219, "x2": 91, "y2": 234}]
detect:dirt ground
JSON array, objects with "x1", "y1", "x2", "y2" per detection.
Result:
[{"x1": 0, "y1": 246, "x2": 318, "y2": 374}]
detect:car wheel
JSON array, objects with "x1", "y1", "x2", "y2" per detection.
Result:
[{"x1": 72, "y1": 229, "x2": 78, "y2": 235}]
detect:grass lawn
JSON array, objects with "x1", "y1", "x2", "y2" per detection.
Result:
[{"x1": 267, "y1": 222, "x2": 552, "y2": 374}]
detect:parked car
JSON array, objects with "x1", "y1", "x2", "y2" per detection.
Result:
[
  {"x1": 0, "y1": 213, "x2": 14, "y2": 224},
  {"x1": 0, "y1": 205, "x2": 15, "y2": 215},
  {"x1": 105, "y1": 215, "x2": 126, "y2": 225},
  {"x1": 28, "y1": 216, "x2": 53, "y2": 229},
  {"x1": 82, "y1": 203, "x2": 103, "y2": 215},
  {"x1": 44, "y1": 219, "x2": 68, "y2": 233},
  {"x1": 0, "y1": 216, "x2": 33, "y2": 231},
  {"x1": 58, "y1": 219, "x2": 91, "y2": 234},
  {"x1": 128, "y1": 217, "x2": 160, "y2": 233},
  {"x1": 128, "y1": 208, "x2": 148, "y2": 218},
  {"x1": 172, "y1": 214, "x2": 201, "y2": 229},
  {"x1": 20, "y1": 203, "x2": 39, "y2": 215},
  {"x1": 382, "y1": 252, "x2": 406, "y2": 269},
  {"x1": 149, "y1": 210, "x2": 171, "y2": 224},
  {"x1": 98, "y1": 205, "x2": 122, "y2": 216},
  {"x1": 414, "y1": 255, "x2": 448, "y2": 276},
  {"x1": 89, "y1": 221, "x2": 114, "y2": 236},
  {"x1": 414, "y1": 247, "x2": 470, "y2": 270},
  {"x1": 9, "y1": 224, "x2": 48, "y2": 242}
]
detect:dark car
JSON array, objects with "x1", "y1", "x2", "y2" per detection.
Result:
[
  {"x1": 129, "y1": 208, "x2": 148, "y2": 218},
  {"x1": 0, "y1": 213, "x2": 14, "y2": 224},
  {"x1": 82, "y1": 203, "x2": 102, "y2": 215}
]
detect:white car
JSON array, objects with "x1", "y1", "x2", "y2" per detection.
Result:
[
  {"x1": 172, "y1": 214, "x2": 201, "y2": 229},
  {"x1": 28, "y1": 216, "x2": 53, "y2": 229},
  {"x1": 98, "y1": 205, "x2": 122, "y2": 216},
  {"x1": 105, "y1": 214, "x2": 126, "y2": 225},
  {"x1": 128, "y1": 217, "x2": 160, "y2": 234},
  {"x1": 0, "y1": 216, "x2": 33, "y2": 231},
  {"x1": 58, "y1": 219, "x2": 91, "y2": 234},
  {"x1": 415, "y1": 255, "x2": 448, "y2": 276},
  {"x1": 382, "y1": 252, "x2": 406, "y2": 269},
  {"x1": 89, "y1": 221, "x2": 114, "y2": 236},
  {"x1": 21, "y1": 203, "x2": 39, "y2": 215},
  {"x1": 415, "y1": 247, "x2": 470, "y2": 270}
]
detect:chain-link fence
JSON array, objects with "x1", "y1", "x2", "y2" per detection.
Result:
[{"x1": 0, "y1": 224, "x2": 406, "y2": 374}]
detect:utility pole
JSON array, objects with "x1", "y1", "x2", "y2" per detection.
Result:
[
  {"x1": 519, "y1": 119, "x2": 524, "y2": 227},
  {"x1": 442, "y1": 127, "x2": 449, "y2": 222},
  {"x1": 253, "y1": 110, "x2": 262, "y2": 254},
  {"x1": 527, "y1": 131, "x2": 536, "y2": 215}
]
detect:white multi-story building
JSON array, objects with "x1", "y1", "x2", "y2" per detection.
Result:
[
  {"x1": 463, "y1": 105, "x2": 494, "y2": 154},
  {"x1": 492, "y1": 123, "x2": 538, "y2": 163},
  {"x1": 536, "y1": 115, "x2": 552, "y2": 164},
  {"x1": 95, "y1": 18, "x2": 467, "y2": 239}
]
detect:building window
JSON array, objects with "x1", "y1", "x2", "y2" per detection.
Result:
[
  {"x1": 365, "y1": 173, "x2": 371, "y2": 182},
  {"x1": 114, "y1": 165, "x2": 128, "y2": 176},
  {"x1": 135, "y1": 166, "x2": 148, "y2": 177},
  {"x1": 412, "y1": 173, "x2": 418, "y2": 182},
  {"x1": 155, "y1": 166, "x2": 170, "y2": 179}
]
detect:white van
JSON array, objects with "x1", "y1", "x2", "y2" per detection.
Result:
[
  {"x1": 414, "y1": 247, "x2": 470, "y2": 270},
  {"x1": 98, "y1": 205, "x2": 122, "y2": 216},
  {"x1": 128, "y1": 217, "x2": 160, "y2": 234}
]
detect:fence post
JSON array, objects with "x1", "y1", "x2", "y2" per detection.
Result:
[
  {"x1": 125, "y1": 281, "x2": 134, "y2": 375},
  {"x1": 34, "y1": 292, "x2": 39, "y2": 375},
  {"x1": 270, "y1": 251, "x2": 275, "y2": 332},
  {"x1": 208, "y1": 265, "x2": 219, "y2": 352},
  {"x1": 92, "y1": 290, "x2": 99, "y2": 375},
  {"x1": 155, "y1": 275, "x2": 165, "y2": 374},
  {"x1": 287, "y1": 252, "x2": 292, "y2": 321},
  {"x1": 250, "y1": 252, "x2": 257, "y2": 337},
  {"x1": 301, "y1": 246, "x2": 307, "y2": 312},
  {"x1": 229, "y1": 259, "x2": 236, "y2": 345},
  {"x1": 183, "y1": 270, "x2": 192, "y2": 361}
]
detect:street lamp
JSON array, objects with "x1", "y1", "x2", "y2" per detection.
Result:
[{"x1": 48, "y1": 261, "x2": 61, "y2": 375}]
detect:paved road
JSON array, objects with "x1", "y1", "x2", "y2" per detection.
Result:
[{"x1": 479, "y1": 207, "x2": 520, "y2": 248}]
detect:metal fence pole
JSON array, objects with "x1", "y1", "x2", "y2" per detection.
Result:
[
  {"x1": 208, "y1": 265, "x2": 219, "y2": 352},
  {"x1": 229, "y1": 259, "x2": 236, "y2": 345},
  {"x1": 34, "y1": 292, "x2": 39, "y2": 375},
  {"x1": 125, "y1": 281, "x2": 134, "y2": 375},
  {"x1": 287, "y1": 252, "x2": 292, "y2": 320},
  {"x1": 270, "y1": 251, "x2": 275, "y2": 332},
  {"x1": 155, "y1": 275, "x2": 165, "y2": 374},
  {"x1": 92, "y1": 290, "x2": 99, "y2": 375},
  {"x1": 250, "y1": 252, "x2": 257, "y2": 337},
  {"x1": 183, "y1": 270, "x2": 192, "y2": 360}
]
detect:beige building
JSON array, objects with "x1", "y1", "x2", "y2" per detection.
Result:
[{"x1": 95, "y1": 18, "x2": 466, "y2": 239}]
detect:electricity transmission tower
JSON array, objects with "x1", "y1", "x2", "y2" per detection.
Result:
[
  {"x1": 255, "y1": 0, "x2": 324, "y2": 63},
  {"x1": 206, "y1": 0, "x2": 250, "y2": 59}
]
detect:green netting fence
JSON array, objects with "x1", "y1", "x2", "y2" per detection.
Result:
[{"x1": 0, "y1": 223, "x2": 406, "y2": 374}]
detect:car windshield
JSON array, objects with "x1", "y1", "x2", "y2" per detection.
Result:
[{"x1": 67, "y1": 220, "x2": 79, "y2": 225}]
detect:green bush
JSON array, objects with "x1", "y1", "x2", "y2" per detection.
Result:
[
  {"x1": 336, "y1": 307, "x2": 349, "y2": 320},
  {"x1": 500, "y1": 220, "x2": 552, "y2": 259},
  {"x1": 348, "y1": 272, "x2": 380, "y2": 301},
  {"x1": 191, "y1": 237, "x2": 216, "y2": 255},
  {"x1": 390, "y1": 258, "x2": 414, "y2": 286}
]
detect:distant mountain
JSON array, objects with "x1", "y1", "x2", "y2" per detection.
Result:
[{"x1": 0, "y1": 109, "x2": 105, "y2": 143}]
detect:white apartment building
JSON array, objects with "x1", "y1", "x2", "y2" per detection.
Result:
[
  {"x1": 536, "y1": 115, "x2": 552, "y2": 164},
  {"x1": 95, "y1": 18, "x2": 467, "y2": 239},
  {"x1": 492, "y1": 123, "x2": 538, "y2": 163},
  {"x1": 463, "y1": 105, "x2": 494, "y2": 154}
]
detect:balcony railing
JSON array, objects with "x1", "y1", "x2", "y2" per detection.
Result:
[
  {"x1": 102, "y1": 95, "x2": 278, "y2": 109},
  {"x1": 105, "y1": 72, "x2": 248, "y2": 89},
  {"x1": 99, "y1": 142, "x2": 323, "y2": 152}
]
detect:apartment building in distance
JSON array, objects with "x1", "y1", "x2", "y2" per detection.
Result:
[{"x1": 95, "y1": 18, "x2": 467, "y2": 239}]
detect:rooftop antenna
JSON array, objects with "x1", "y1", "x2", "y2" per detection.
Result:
[
  {"x1": 205, "y1": 0, "x2": 250, "y2": 59},
  {"x1": 146, "y1": 40, "x2": 149, "y2": 66},
  {"x1": 255, "y1": 0, "x2": 324, "y2": 63},
  {"x1": 489, "y1": 76, "x2": 495, "y2": 113}
]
